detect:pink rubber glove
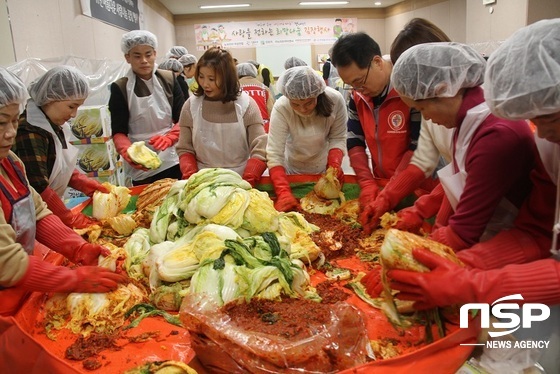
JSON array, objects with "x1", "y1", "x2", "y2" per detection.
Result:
[
  {"x1": 180, "y1": 152, "x2": 198, "y2": 179},
  {"x1": 389, "y1": 249, "x2": 560, "y2": 309},
  {"x1": 326, "y1": 148, "x2": 345, "y2": 183},
  {"x1": 16, "y1": 256, "x2": 127, "y2": 293},
  {"x1": 149, "y1": 124, "x2": 180, "y2": 151},
  {"x1": 270, "y1": 166, "x2": 300, "y2": 212},
  {"x1": 361, "y1": 164, "x2": 426, "y2": 233},
  {"x1": 68, "y1": 170, "x2": 110, "y2": 197},
  {"x1": 242, "y1": 158, "x2": 267, "y2": 187},
  {"x1": 113, "y1": 133, "x2": 147, "y2": 170},
  {"x1": 40, "y1": 187, "x2": 99, "y2": 229},
  {"x1": 35, "y1": 215, "x2": 110, "y2": 266}
]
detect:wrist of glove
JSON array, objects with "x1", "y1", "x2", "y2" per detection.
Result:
[
  {"x1": 327, "y1": 148, "x2": 345, "y2": 183},
  {"x1": 180, "y1": 152, "x2": 198, "y2": 179},
  {"x1": 69, "y1": 171, "x2": 110, "y2": 197}
]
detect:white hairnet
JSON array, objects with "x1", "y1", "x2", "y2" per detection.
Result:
[
  {"x1": 284, "y1": 57, "x2": 307, "y2": 70},
  {"x1": 278, "y1": 66, "x2": 326, "y2": 100},
  {"x1": 165, "y1": 46, "x2": 188, "y2": 59},
  {"x1": 237, "y1": 63, "x2": 257, "y2": 78},
  {"x1": 28, "y1": 66, "x2": 89, "y2": 106},
  {"x1": 121, "y1": 30, "x2": 158, "y2": 54},
  {"x1": 0, "y1": 68, "x2": 27, "y2": 108},
  {"x1": 392, "y1": 42, "x2": 486, "y2": 100},
  {"x1": 178, "y1": 54, "x2": 197, "y2": 66},
  {"x1": 484, "y1": 19, "x2": 560, "y2": 120},
  {"x1": 158, "y1": 59, "x2": 183, "y2": 73}
]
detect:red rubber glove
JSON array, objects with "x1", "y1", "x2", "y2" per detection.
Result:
[
  {"x1": 270, "y1": 166, "x2": 300, "y2": 212},
  {"x1": 149, "y1": 124, "x2": 180, "y2": 151},
  {"x1": 326, "y1": 148, "x2": 344, "y2": 183},
  {"x1": 361, "y1": 266, "x2": 384, "y2": 298},
  {"x1": 457, "y1": 229, "x2": 548, "y2": 270},
  {"x1": 113, "y1": 133, "x2": 146, "y2": 170},
  {"x1": 35, "y1": 215, "x2": 110, "y2": 266},
  {"x1": 40, "y1": 187, "x2": 98, "y2": 229},
  {"x1": 429, "y1": 225, "x2": 469, "y2": 251},
  {"x1": 242, "y1": 158, "x2": 267, "y2": 187},
  {"x1": 361, "y1": 164, "x2": 426, "y2": 233},
  {"x1": 389, "y1": 249, "x2": 560, "y2": 309},
  {"x1": 180, "y1": 152, "x2": 198, "y2": 179},
  {"x1": 68, "y1": 170, "x2": 110, "y2": 197},
  {"x1": 16, "y1": 256, "x2": 127, "y2": 293},
  {"x1": 348, "y1": 147, "x2": 380, "y2": 231},
  {"x1": 393, "y1": 183, "x2": 445, "y2": 233}
]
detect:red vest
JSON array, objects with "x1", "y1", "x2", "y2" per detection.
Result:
[
  {"x1": 0, "y1": 156, "x2": 30, "y2": 223},
  {"x1": 353, "y1": 88, "x2": 411, "y2": 178},
  {"x1": 241, "y1": 83, "x2": 270, "y2": 122}
]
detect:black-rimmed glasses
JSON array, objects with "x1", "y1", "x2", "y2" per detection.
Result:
[{"x1": 343, "y1": 59, "x2": 372, "y2": 91}]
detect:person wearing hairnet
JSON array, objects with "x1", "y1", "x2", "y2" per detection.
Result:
[
  {"x1": 176, "y1": 48, "x2": 268, "y2": 187},
  {"x1": 178, "y1": 54, "x2": 199, "y2": 94},
  {"x1": 284, "y1": 57, "x2": 307, "y2": 70},
  {"x1": 237, "y1": 62, "x2": 275, "y2": 132},
  {"x1": 360, "y1": 18, "x2": 454, "y2": 234},
  {"x1": 109, "y1": 30, "x2": 185, "y2": 186},
  {"x1": 267, "y1": 66, "x2": 347, "y2": 212},
  {"x1": 247, "y1": 59, "x2": 276, "y2": 92},
  {"x1": 159, "y1": 58, "x2": 190, "y2": 99},
  {"x1": 331, "y1": 32, "x2": 424, "y2": 231},
  {"x1": 0, "y1": 68, "x2": 127, "y2": 316},
  {"x1": 12, "y1": 66, "x2": 109, "y2": 230},
  {"x1": 165, "y1": 45, "x2": 188, "y2": 60},
  {"x1": 388, "y1": 19, "x2": 560, "y2": 373},
  {"x1": 389, "y1": 42, "x2": 537, "y2": 251}
]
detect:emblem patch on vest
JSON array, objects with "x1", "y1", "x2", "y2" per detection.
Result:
[{"x1": 387, "y1": 110, "x2": 405, "y2": 133}]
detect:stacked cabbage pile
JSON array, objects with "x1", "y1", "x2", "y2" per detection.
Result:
[{"x1": 124, "y1": 168, "x2": 322, "y2": 310}]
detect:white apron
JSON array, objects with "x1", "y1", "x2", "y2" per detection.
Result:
[
  {"x1": 190, "y1": 93, "x2": 250, "y2": 175},
  {"x1": 437, "y1": 102, "x2": 518, "y2": 240},
  {"x1": 125, "y1": 69, "x2": 179, "y2": 181},
  {"x1": 26, "y1": 100, "x2": 78, "y2": 197},
  {"x1": 285, "y1": 112, "x2": 329, "y2": 175}
]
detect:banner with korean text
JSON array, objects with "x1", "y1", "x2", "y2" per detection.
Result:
[
  {"x1": 80, "y1": 0, "x2": 140, "y2": 31},
  {"x1": 194, "y1": 18, "x2": 357, "y2": 50}
]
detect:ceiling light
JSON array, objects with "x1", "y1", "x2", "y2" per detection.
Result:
[
  {"x1": 374, "y1": 1, "x2": 382, "y2": 5},
  {"x1": 199, "y1": 3, "x2": 251, "y2": 9},
  {"x1": 299, "y1": 1, "x2": 349, "y2": 5}
]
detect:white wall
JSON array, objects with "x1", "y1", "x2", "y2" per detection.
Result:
[{"x1": 1, "y1": 0, "x2": 176, "y2": 67}]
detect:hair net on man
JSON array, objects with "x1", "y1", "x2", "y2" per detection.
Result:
[
  {"x1": 284, "y1": 57, "x2": 307, "y2": 70},
  {"x1": 28, "y1": 66, "x2": 89, "y2": 107},
  {"x1": 484, "y1": 19, "x2": 560, "y2": 120},
  {"x1": 158, "y1": 59, "x2": 183, "y2": 73},
  {"x1": 178, "y1": 54, "x2": 197, "y2": 66},
  {"x1": 121, "y1": 30, "x2": 158, "y2": 54},
  {"x1": 0, "y1": 68, "x2": 27, "y2": 108},
  {"x1": 165, "y1": 46, "x2": 188, "y2": 59},
  {"x1": 237, "y1": 63, "x2": 258, "y2": 78},
  {"x1": 392, "y1": 42, "x2": 486, "y2": 100},
  {"x1": 277, "y1": 66, "x2": 326, "y2": 100}
]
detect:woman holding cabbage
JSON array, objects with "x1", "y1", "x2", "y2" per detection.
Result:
[
  {"x1": 266, "y1": 66, "x2": 347, "y2": 212},
  {"x1": 0, "y1": 68, "x2": 127, "y2": 316},
  {"x1": 12, "y1": 66, "x2": 109, "y2": 229}
]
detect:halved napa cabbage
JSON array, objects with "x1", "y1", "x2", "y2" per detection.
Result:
[
  {"x1": 92, "y1": 183, "x2": 131, "y2": 219},
  {"x1": 127, "y1": 141, "x2": 162, "y2": 169},
  {"x1": 241, "y1": 189, "x2": 279, "y2": 234}
]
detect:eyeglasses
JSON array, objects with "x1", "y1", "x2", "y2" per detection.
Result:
[{"x1": 343, "y1": 59, "x2": 372, "y2": 91}]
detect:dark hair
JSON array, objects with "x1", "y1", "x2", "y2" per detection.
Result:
[
  {"x1": 390, "y1": 18, "x2": 451, "y2": 64},
  {"x1": 194, "y1": 47, "x2": 240, "y2": 103},
  {"x1": 331, "y1": 32, "x2": 381, "y2": 69},
  {"x1": 315, "y1": 92, "x2": 334, "y2": 117}
]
